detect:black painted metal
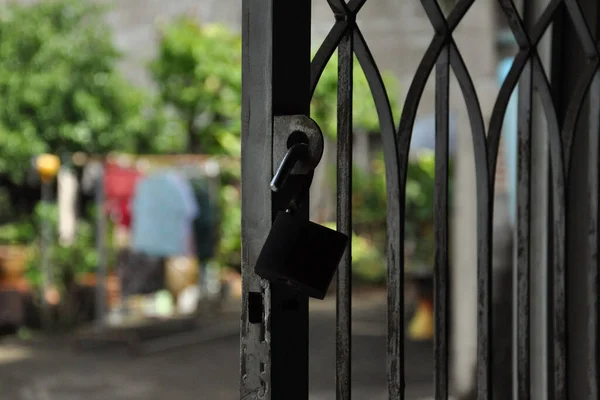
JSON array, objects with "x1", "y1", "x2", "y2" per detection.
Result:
[
  {"x1": 589, "y1": 72, "x2": 600, "y2": 400},
  {"x1": 434, "y1": 24, "x2": 451, "y2": 400},
  {"x1": 352, "y1": 25, "x2": 403, "y2": 400},
  {"x1": 589, "y1": 8, "x2": 600, "y2": 398},
  {"x1": 336, "y1": 21, "x2": 353, "y2": 400},
  {"x1": 516, "y1": 3, "x2": 533, "y2": 398},
  {"x1": 240, "y1": 0, "x2": 600, "y2": 398},
  {"x1": 240, "y1": 0, "x2": 311, "y2": 398}
]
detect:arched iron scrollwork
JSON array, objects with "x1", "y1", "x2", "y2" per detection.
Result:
[
  {"x1": 311, "y1": 0, "x2": 491, "y2": 398},
  {"x1": 310, "y1": 1, "x2": 403, "y2": 397},
  {"x1": 308, "y1": 0, "x2": 600, "y2": 399}
]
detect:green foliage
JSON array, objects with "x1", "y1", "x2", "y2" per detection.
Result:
[
  {"x1": 0, "y1": 0, "x2": 169, "y2": 183},
  {"x1": 25, "y1": 202, "x2": 99, "y2": 289},
  {"x1": 216, "y1": 183, "x2": 241, "y2": 268},
  {"x1": 0, "y1": 221, "x2": 36, "y2": 244},
  {"x1": 151, "y1": 18, "x2": 242, "y2": 155},
  {"x1": 311, "y1": 54, "x2": 400, "y2": 138},
  {"x1": 405, "y1": 151, "x2": 436, "y2": 234},
  {"x1": 404, "y1": 151, "x2": 436, "y2": 268},
  {"x1": 350, "y1": 232, "x2": 386, "y2": 284},
  {"x1": 347, "y1": 150, "x2": 453, "y2": 271},
  {"x1": 352, "y1": 155, "x2": 387, "y2": 225}
]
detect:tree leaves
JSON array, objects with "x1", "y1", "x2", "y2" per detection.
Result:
[
  {"x1": 0, "y1": 0, "x2": 169, "y2": 183},
  {"x1": 151, "y1": 17, "x2": 242, "y2": 155}
]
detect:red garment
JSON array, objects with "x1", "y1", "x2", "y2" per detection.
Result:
[
  {"x1": 119, "y1": 199, "x2": 132, "y2": 228},
  {"x1": 104, "y1": 162, "x2": 142, "y2": 199},
  {"x1": 105, "y1": 198, "x2": 132, "y2": 228},
  {"x1": 103, "y1": 161, "x2": 142, "y2": 229}
]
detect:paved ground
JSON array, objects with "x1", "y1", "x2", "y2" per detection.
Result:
[{"x1": 0, "y1": 293, "x2": 438, "y2": 400}]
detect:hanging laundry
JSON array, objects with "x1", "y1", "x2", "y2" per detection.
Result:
[
  {"x1": 189, "y1": 177, "x2": 220, "y2": 262},
  {"x1": 131, "y1": 171, "x2": 199, "y2": 257},
  {"x1": 116, "y1": 249, "x2": 165, "y2": 297},
  {"x1": 105, "y1": 198, "x2": 132, "y2": 229},
  {"x1": 57, "y1": 167, "x2": 79, "y2": 246}
]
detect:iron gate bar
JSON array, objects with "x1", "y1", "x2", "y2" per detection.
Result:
[
  {"x1": 240, "y1": 0, "x2": 272, "y2": 395},
  {"x1": 516, "y1": 3, "x2": 534, "y2": 399},
  {"x1": 552, "y1": 7, "x2": 600, "y2": 397},
  {"x1": 533, "y1": 53, "x2": 567, "y2": 400},
  {"x1": 563, "y1": 0, "x2": 598, "y2": 59},
  {"x1": 516, "y1": 55, "x2": 533, "y2": 400},
  {"x1": 434, "y1": 38, "x2": 450, "y2": 400},
  {"x1": 352, "y1": 25, "x2": 402, "y2": 400},
  {"x1": 448, "y1": 42, "x2": 491, "y2": 400},
  {"x1": 240, "y1": 0, "x2": 312, "y2": 398},
  {"x1": 310, "y1": 1, "x2": 403, "y2": 395},
  {"x1": 490, "y1": 1, "x2": 578, "y2": 398},
  {"x1": 336, "y1": 18, "x2": 353, "y2": 400},
  {"x1": 400, "y1": 1, "x2": 493, "y2": 398},
  {"x1": 589, "y1": 71, "x2": 600, "y2": 400},
  {"x1": 310, "y1": 21, "x2": 349, "y2": 97},
  {"x1": 429, "y1": 2, "x2": 452, "y2": 397},
  {"x1": 589, "y1": 7, "x2": 600, "y2": 398}
]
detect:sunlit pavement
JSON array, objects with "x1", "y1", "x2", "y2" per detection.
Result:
[{"x1": 0, "y1": 291, "x2": 438, "y2": 400}]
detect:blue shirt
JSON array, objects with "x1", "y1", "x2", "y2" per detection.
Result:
[{"x1": 131, "y1": 172, "x2": 198, "y2": 257}]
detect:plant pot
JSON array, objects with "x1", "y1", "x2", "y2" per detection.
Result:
[{"x1": 0, "y1": 245, "x2": 30, "y2": 282}]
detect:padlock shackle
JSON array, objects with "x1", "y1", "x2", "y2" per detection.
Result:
[{"x1": 270, "y1": 142, "x2": 309, "y2": 192}]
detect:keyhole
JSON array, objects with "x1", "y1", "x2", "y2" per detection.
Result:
[{"x1": 286, "y1": 131, "x2": 308, "y2": 149}]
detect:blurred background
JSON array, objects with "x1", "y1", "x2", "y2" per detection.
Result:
[{"x1": 0, "y1": 0, "x2": 520, "y2": 399}]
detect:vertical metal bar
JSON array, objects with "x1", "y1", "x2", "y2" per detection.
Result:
[
  {"x1": 548, "y1": 7, "x2": 565, "y2": 396},
  {"x1": 270, "y1": 2, "x2": 311, "y2": 398},
  {"x1": 434, "y1": 42, "x2": 450, "y2": 400},
  {"x1": 240, "y1": 0, "x2": 274, "y2": 397},
  {"x1": 336, "y1": 25, "x2": 353, "y2": 400},
  {"x1": 240, "y1": 0, "x2": 312, "y2": 398},
  {"x1": 351, "y1": 27, "x2": 402, "y2": 400},
  {"x1": 516, "y1": 41, "x2": 533, "y2": 400},
  {"x1": 547, "y1": 22, "x2": 568, "y2": 400},
  {"x1": 588, "y1": 69, "x2": 600, "y2": 400},
  {"x1": 95, "y1": 167, "x2": 107, "y2": 331},
  {"x1": 527, "y1": 4, "x2": 552, "y2": 400},
  {"x1": 586, "y1": 9, "x2": 600, "y2": 400}
]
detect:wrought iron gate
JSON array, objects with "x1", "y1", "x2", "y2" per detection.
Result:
[{"x1": 240, "y1": 0, "x2": 600, "y2": 399}]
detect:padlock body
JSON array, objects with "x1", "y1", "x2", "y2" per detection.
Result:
[{"x1": 255, "y1": 211, "x2": 349, "y2": 299}]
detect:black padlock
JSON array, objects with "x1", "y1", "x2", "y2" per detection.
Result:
[
  {"x1": 256, "y1": 209, "x2": 349, "y2": 300},
  {"x1": 255, "y1": 131, "x2": 349, "y2": 300}
]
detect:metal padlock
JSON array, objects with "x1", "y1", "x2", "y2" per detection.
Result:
[
  {"x1": 255, "y1": 209, "x2": 348, "y2": 300},
  {"x1": 255, "y1": 116, "x2": 349, "y2": 300}
]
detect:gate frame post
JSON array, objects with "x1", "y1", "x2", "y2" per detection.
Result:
[
  {"x1": 550, "y1": 1, "x2": 600, "y2": 398},
  {"x1": 240, "y1": 0, "x2": 312, "y2": 399}
]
